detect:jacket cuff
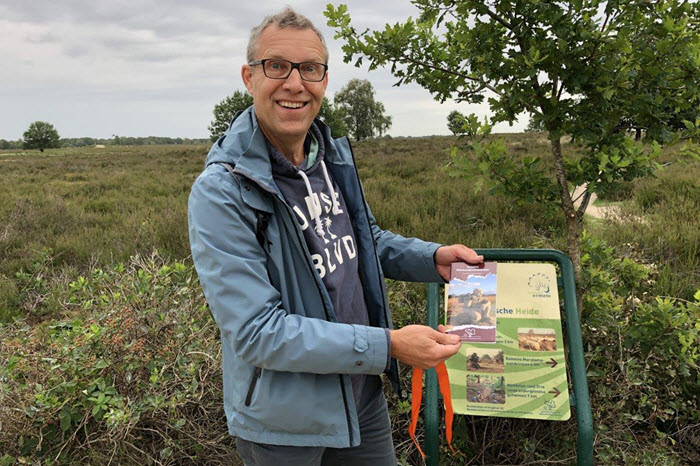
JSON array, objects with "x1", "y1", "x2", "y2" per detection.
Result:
[
  {"x1": 426, "y1": 242, "x2": 447, "y2": 283},
  {"x1": 351, "y1": 325, "x2": 390, "y2": 375},
  {"x1": 431, "y1": 244, "x2": 448, "y2": 283},
  {"x1": 384, "y1": 328, "x2": 391, "y2": 371}
]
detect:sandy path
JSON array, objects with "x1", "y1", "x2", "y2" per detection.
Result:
[
  {"x1": 571, "y1": 185, "x2": 618, "y2": 219},
  {"x1": 479, "y1": 387, "x2": 493, "y2": 403}
]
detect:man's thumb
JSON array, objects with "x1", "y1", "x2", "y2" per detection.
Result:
[{"x1": 435, "y1": 330, "x2": 460, "y2": 345}]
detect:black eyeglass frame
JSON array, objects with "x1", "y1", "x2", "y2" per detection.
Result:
[{"x1": 248, "y1": 59, "x2": 328, "y2": 82}]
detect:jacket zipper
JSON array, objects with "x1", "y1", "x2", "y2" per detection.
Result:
[
  {"x1": 345, "y1": 138, "x2": 392, "y2": 333},
  {"x1": 277, "y1": 199, "x2": 355, "y2": 447},
  {"x1": 244, "y1": 367, "x2": 262, "y2": 406},
  {"x1": 345, "y1": 139, "x2": 402, "y2": 394},
  {"x1": 233, "y1": 169, "x2": 354, "y2": 447}
]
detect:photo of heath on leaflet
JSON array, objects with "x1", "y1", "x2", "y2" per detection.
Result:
[{"x1": 518, "y1": 328, "x2": 557, "y2": 352}]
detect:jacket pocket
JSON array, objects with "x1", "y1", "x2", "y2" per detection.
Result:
[{"x1": 244, "y1": 367, "x2": 262, "y2": 406}]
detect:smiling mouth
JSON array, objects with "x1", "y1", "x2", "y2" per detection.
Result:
[{"x1": 277, "y1": 100, "x2": 307, "y2": 109}]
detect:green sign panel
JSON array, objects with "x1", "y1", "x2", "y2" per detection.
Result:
[{"x1": 445, "y1": 262, "x2": 571, "y2": 421}]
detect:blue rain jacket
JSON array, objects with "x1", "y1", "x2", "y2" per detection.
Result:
[{"x1": 188, "y1": 107, "x2": 443, "y2": 447}]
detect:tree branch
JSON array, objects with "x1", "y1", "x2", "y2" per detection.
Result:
[
  {"x1": 477, "y1": 4, "x2": 513, "y2": 31},
  {"x1": 557, "y1": 78, "x2": 566, "y2": 101},
  {"x1": 395, "y1": 52, "x2": 504, "y2": 98},
  {"x1": 550, "y1": 138, "x2": 575, "y2": 214},
  {"x1": 600, "y1": 11, "x2": 611, "y2": 33},
  {"x1": 512, "y1": 26, "x2": 548, "y2": 113},
  {"x1": 584, "y1": 10, "x2": 623, "y2": 66},
  {"x1": 577, "y1": 190, "x2": 593, "y2": 217}
]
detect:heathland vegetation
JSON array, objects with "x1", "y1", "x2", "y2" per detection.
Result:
[{"x1": 0, "y1": 134, "x2": 698, "y2": 464}]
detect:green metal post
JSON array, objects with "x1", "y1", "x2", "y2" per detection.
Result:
[
  {"x1": 424, "y1": 282, "x2": 440, "y2": 466},
  {"x1": 422, "y1": 249, "x2": 593, "y2": 465}
]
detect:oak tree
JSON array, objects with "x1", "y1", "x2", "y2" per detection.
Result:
[
  {"x1": 327, "y1": 1, "x2": 700, "y2": 312},
  {"x1": 447, "y1": 110, "x2": 466, "y2": 135},
  {"x1": 318, "y1": 97, "x2": 349, "y2": 139},
  {"x1": 22, "y1": 121, "x2": 60, "y2": 152},
  {"x1": 334, "y1": 78, "x2": 392, "y2": 140}
]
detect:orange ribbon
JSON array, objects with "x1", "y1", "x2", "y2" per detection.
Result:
[{"x1": 409, "y1": 362, "x2": 455, "y2": 459}]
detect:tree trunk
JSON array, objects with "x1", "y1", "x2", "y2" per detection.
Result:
[
  {"x1": 565, "y1": 214, "x2": 584, "y2": 316},
  {"x1": 549, "y1": 138, "x2": 584, "y2": 316}
]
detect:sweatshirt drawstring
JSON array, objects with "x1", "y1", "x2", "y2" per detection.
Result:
[
  {"x1": 321, "y1": 161, "x2": 341, "y2": 215},
  {"x1": 297, "y1": 169, "x2": 326, "y2": 239}
]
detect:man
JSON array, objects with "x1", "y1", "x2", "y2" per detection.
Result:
[{"x1": 188, "y1": 7, "x2": 482, "y2": 465}]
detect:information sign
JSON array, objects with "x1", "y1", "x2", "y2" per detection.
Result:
[{"x1": 445, "y1": 262, "x2": 571, "y2": 421}]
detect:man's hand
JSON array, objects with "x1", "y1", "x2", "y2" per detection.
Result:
[
  {"x1": 390, "y1": 324, "x2": 461, "y2": 369},
  {"x1": 434, "y1": 244, "x2": 484, "y2": 281}
]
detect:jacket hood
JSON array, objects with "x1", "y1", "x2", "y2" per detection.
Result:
[{"x1": 204, "y1": 106, "x2": 340, "y2": 192}]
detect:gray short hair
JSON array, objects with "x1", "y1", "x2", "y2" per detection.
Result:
[{"x1": 247, "y1": 7, "x2": 329, "y2": 64}]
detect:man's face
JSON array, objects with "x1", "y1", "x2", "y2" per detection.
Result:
[{"x1": 242, "y1": 26, "x2": 328, "y2": 145}]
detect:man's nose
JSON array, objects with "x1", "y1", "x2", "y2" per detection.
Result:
[{"x1": 282, "y1": 68, "x2": 305, "y2": 91}]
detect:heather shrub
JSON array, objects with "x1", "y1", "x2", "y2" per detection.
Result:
[{"x1": 0, "y1": 254, "x2": 238, "y2": 465}]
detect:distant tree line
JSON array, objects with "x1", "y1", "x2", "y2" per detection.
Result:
[
  {"x1": 6, "y1": 77, "x2": 395, "y2": 152},
  {"x1": 60, "y1": 136, "x2": 210, "y2": 147},
  {"x1": 0, "y1": 139, "x2": 23, "y2": 150},
  {"x1": 0, "y1": 135, "x2": 210, "y2": 150}
]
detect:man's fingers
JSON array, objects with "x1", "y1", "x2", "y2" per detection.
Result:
[
  {"x1": 434, "y1": 342, "x2": 461, "y2": 360},
  {"x1": 391, "y1": 325, "x2": 463, "y2": 369}
]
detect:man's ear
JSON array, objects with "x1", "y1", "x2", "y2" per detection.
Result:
[{"x1": 241, "y1": 65, "x2": 253, "y2": 93}]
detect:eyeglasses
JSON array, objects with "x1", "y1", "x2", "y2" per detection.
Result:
[{"x1": 249, "y1": 59, "x2": 328, "y2": 82}]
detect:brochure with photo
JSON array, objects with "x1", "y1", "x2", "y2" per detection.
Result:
[{"x1": 445, "y1": 262, "x2": 497, "y2": 342}]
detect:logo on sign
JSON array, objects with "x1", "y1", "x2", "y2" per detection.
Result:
[{"x1": 528, "y1": 273, "x2": 552, "y2": 298}]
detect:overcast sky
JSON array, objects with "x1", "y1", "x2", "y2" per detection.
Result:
[{"x1": 0, "y1": 0, "x2": 528, "y2": 140}]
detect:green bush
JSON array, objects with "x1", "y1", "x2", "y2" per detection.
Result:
[
  {"x1": 0, "y1": 254, "x2": 238, "y2": 464},
  {"x1": 580, "y1": 233, "x2": 699, "y2": 463},
  {"x1": 595, "y1": 178, "x2": 636, "y2": 202},
  {"x1": 594, "y1": 160, "x2": 700, "y2": 301}
]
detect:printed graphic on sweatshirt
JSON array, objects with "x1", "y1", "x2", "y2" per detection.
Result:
[{"x1": 292, "y1": 190, "x2": 356, "y2": 279}]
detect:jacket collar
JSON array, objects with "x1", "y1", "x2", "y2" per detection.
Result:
[{"x1": 206, "y1": 106, "x2": 346, "y2": 194}]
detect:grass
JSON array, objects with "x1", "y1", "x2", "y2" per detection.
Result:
[
  {"x1": 0, "y1": 145, "x2": 206, "y2": 321},
  {"x1": 0, "y1": 137, "x2": 564, "y2": 322},
  {"x1": 590, "y1": 159, "x2": 700, "y2": 300},
  {"x1": 355, "y1": 135, "x2": 564, "y2": 248}
]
